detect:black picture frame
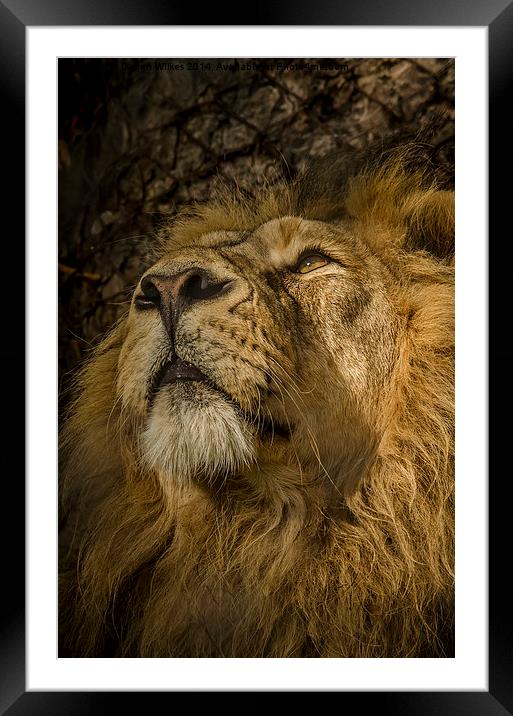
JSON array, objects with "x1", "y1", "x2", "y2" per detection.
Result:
[{"x1": 3, "y1": 0, "x2": 507, "y2": 712}]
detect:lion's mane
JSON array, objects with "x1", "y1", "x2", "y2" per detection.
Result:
[{"x1": 59, "y1": 144, "x2": 454, "y2": 658}]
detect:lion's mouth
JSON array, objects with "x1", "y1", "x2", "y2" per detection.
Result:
[
  {"x1": 157, "y1": 356, "x2": 209, "y2": 386},
  {"x1": 148, "y1": 355, "x2": 210, "y2": 404},
  {"x1": 149, "y1": 355, "x2": 291, "y2": 440}
]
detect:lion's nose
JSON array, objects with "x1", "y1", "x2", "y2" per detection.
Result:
[{"x1": 138, "y1": 269, "x2": 234, "y2": 339}]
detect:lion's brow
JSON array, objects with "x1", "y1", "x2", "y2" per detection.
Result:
[{"x1": 205, "y1": 232, "x2": 251, "y2": 250}]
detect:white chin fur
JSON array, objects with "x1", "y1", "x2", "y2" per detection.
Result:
[{"x1": 140, "y1": 382, "x2": 255, "y2": 485}]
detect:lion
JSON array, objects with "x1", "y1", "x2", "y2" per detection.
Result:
[{"x1": 59, "y1": 143, "x2": 454, "y2": 658}]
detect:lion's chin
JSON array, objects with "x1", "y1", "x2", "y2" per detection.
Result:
[{"x1": 140, "y1": 382, "x2": 255, "y2": 485}]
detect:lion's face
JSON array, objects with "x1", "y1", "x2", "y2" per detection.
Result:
[{"x1": 118, "y1": 216, "x2": 399, "y2": 488}]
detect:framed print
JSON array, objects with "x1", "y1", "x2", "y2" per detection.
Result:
[{"x1": 1, "y1": 0, "x2": 507, "y2": 711}]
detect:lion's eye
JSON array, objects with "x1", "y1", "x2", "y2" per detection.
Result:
[{"x1": 295, "y1": 254, "x2": 329, "y2": 274}]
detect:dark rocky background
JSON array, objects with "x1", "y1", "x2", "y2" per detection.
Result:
[{"x1": 58, "y1": 57, "x2": 454, "y2": 396}]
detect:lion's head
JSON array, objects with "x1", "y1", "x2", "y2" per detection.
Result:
[{"x1": 60, "y1": 145, "x2": 454, "y2": 658}]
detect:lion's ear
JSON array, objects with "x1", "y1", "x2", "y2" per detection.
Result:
[{"x1": 402, "y1": 189, "x2": 454, "y2": 260}]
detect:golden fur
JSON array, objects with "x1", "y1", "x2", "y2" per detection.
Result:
[{"x1": 59, "y1": 145, "x2": 454, "y2": 657}]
